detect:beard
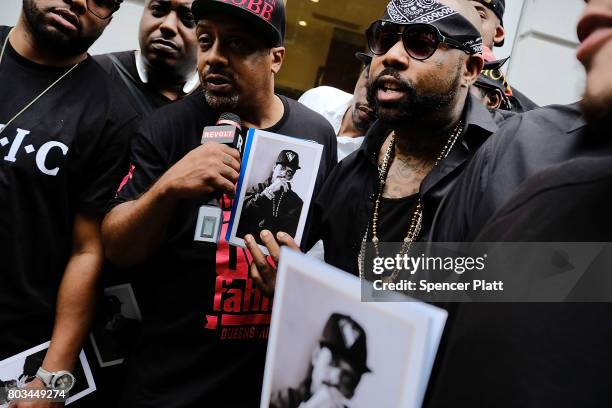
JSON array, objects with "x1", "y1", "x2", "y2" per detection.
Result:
[
  {"x1": 366, "y1": 67, "x2": 462, "y2": 128},
  {"x1": 200, "y1": 68, "x2": 241, "y2": 111},
  {"x1": 22, "y1": 0, "x2": 104, "y2": 58},
  {"x1": 203, "y1": 91, "x2": 240, "y2": 112}
]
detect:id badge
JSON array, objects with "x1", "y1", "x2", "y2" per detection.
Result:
[{"x1": 194, "y1": 205, "x2": 223, "y2": 244}]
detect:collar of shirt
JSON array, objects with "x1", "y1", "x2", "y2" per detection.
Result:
[
  {"x1": 135, "y1": 50, "x2": 200, "y2": 94},
  {"x1": 359, "y1": 93, "x2": 500, "y2": 165}
]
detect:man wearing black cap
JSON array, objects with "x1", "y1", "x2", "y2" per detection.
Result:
[
  {"x1": 469, "y1": 0, "x2": 538, "y2": 112},
  {"x1": 246, "y1": 0, "x2": 511, "y2": 293},
  {"x1": 237, "y1": 150, "x2": 304, "y2": 243},
  {"x1": 271, "y1": 313, "x2": 370, "y2": 408},
  {"x1": 101, "y1": 0, "x2": 337, "y2": 406}
]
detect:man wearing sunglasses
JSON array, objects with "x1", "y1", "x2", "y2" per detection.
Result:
[
  {"x1": 469, "y1": 0, "x2": 538, "y2": 112},
  {"x1": 0, "y1": 1, "x2": 136, "y2": 406},
  {"x1": 245, "y1": 0, "x2": 511, "y2": 291}
]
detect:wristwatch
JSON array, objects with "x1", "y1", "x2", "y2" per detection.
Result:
[{"x1": 35, "y1": 367, "x2": 76, "y2": 391}]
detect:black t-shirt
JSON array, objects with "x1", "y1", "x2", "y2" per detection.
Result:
[
  {"x1": 0, "y1": 26, "x2": 137, "y2": 359},
  {"x1": 426, "y1": 156, "x2": 612, "y2": 407},
  {"x1": 94, "y1": 51, "x2": 174, "y2": 115},
  {"x1": 112, "y1": 92, "x2": 337, "y2": 408}
]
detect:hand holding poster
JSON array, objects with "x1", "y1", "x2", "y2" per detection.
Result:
[
  {"x1": 227, "y1": 129, "x2": 323, "y2": 253},
  {"x1": 261, "y1": 249, "x2": 447, "y2": 408}
]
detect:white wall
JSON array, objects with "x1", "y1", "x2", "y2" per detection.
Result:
[{"x1": 507, "y1": 0, "x2": 586, "y2": 106}]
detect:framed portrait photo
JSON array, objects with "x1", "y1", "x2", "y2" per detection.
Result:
[{"x1": 227, "y1": 129, "x2": 323, "y2": 253}]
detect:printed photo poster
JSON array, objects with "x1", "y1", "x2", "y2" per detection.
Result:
[
  {"x1": 0, "y1": 342, "x2": 96, "y2": 406},
  {"x1": 90, "y1": 283, "x2": 143, "y2": 367},
  {"x1": 261, "y1": 249, "x2": 448, "y2": 408},
  {"x1": 227, "y1": 129, "x2": 323, "y2": 254}
]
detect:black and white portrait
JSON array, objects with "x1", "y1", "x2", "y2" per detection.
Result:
[
  {"x1": 90, "y1": 284, "x2": 143, "y2": 368},
  {"x1": 270, "y1": 313, "x2": 371, "y2": 408},
  {"x1": 261, "y1": 249, "x2": 448, "y2": 408},
  {"x1": 228, "y1": 130, "x2": 322, "y2": 251},
  {"x1": 0, "y1": 342, "x2": 96, "y2": 406}
]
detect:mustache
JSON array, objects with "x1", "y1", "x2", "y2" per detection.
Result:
[{"x1": 371, "y1": 68, "x2": 412, "y2": 93}]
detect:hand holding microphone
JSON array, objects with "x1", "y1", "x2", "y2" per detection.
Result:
[{"x1": 157, "y1": 113, "x2": 243, "y2": 200}]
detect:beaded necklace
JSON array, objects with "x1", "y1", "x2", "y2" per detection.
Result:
[{"x1": 358, "y1": 121, "x2": 464, "y2": 282}]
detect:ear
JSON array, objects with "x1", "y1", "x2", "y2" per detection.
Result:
[
  {"x1": 270, "y1": 47, "x2": 285, "y2": 74},
  {"x1": 493, "y1": 25, "x2": 506, "y2": 46},
  {"x1": 486, "y1": 90, "x2": 503, "y2": 110},
  {"x1": 463, "y1": 54, "x2": 484, "y2": 87}
]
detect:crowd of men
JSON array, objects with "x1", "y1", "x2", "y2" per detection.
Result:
[{"x1": 0, "y1": 0, "x2": 611, "y2": 407}]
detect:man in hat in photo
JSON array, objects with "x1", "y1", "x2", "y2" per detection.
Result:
[
  {"x1": 237, "y1": 149, "x2": 304, "y2": 244},
  {"x1": 101, "y1": 0, "x2": 337, "y2": 406},
  {"x1": 468, "y1": 0, "x2": 538, "y2": 112},
  {"x1": 271, "y1": 313, "x2": 371, "y2": 408}
]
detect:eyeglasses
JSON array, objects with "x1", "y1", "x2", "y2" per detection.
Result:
[
  {"x1": 87, "y1": 0, "x2": 121, "y2": 20},
  {"x1": 366, "y1": 20, "x2": 470, "y2": 61}
]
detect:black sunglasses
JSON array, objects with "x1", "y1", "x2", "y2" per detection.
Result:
[
  {"x1": 366, "y1": 20, "x2": 470, "y2": 61},
  {"x1": 87, "y1": 0, "x2": 122, "y2": 20}
]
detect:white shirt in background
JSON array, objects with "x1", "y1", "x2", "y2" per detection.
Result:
[{"x1": 298, "y1": 86, "x2": 365, "y2": 161}]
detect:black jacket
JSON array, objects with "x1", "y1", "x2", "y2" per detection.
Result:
[{"x1": 431, "y1": 102, "x2": 612, "y2": 242}]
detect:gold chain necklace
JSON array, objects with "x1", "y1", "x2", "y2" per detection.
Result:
[
  {"x1": 358, "y1": 121, "x2": 464, "y2": 282},
  {"x1": 0, "y1": 28, "x2": 80, "y2": 136}
]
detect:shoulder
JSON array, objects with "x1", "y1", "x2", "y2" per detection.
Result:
[
  {"x1": 92, "y1": 50, "x2": 135, "y2": 75},
  {"x1": 282, "y1": 96, "x2": 337, "y2": 134},
  {"x1": 479, "y1": 103, "x2": 583, "y2": 159},
  {"x1": 143, "y1": 92, "x2": 213, "y2": 129}
]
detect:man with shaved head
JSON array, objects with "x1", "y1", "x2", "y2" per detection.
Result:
[
  {"x1": 245, "y1": 0, "x2": 512, "y2": 292},
  {"x1": 96, "y1": 0, "x2": 199, "y2": 114}
]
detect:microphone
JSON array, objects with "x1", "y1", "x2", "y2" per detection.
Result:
[
  {"x1": 201, "y1": 112, "x2": 245, "y2": 157},
  {"x1": 194, "y1": 113, "x2": 244, "y2": 244}
]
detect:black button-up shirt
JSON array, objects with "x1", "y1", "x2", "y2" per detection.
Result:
[{"x1": 305, "y1": 94, "x2": 511, "y2": 274}]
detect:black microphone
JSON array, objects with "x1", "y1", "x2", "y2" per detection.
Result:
[
  {"x1": 201, "y1": 112, "x2": 245, "y2": 157},
  {"x1": 194, "y1": 113, "x2": 244, "y2": 244}
]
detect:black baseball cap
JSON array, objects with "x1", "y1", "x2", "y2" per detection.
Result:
[
  {"x1": 276, "y1": 150, "x2": 300, "y2": 170},
  {"x1": 319, "y1": 313, "x2": 371, "y2": 374},
  {"x1": 192, "y1": 0, "x2": 286, "y2": 47}
]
